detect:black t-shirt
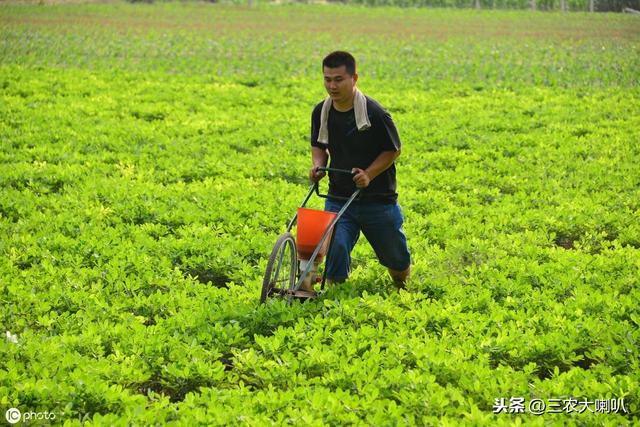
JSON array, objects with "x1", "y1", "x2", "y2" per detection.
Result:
[{"x1": 310, "y1": 96, "x2": 401, "y2": 204}]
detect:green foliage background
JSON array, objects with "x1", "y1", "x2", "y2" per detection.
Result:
[{"x1": 1, "y1": 2, "x2": 639, "y2": 425}]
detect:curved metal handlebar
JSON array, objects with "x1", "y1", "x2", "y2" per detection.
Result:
[
  {"x1": 317, "y1": 167, "x2": 355, "y2": 175},
  {"x1": 286, "y1": 167, "x2": 359, "y2": 232}
]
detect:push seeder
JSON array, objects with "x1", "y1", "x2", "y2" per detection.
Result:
[{"x1": 260, "y1": 167, "x2": 359, "y2": 304}]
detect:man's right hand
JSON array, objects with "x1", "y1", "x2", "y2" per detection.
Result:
[{"x1": 309, "y1": 166, "x2": 326, "y2": 183}]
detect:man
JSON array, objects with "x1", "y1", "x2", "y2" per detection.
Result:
[{"x1": 307, "y1": 51, "x2": 410, "y2": 290}]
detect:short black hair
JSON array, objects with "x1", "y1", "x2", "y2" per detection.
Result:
[{"x1": 322, "y1": 51, "x2": 356, "y2": 76}]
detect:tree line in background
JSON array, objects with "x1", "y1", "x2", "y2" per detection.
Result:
[
  {"x1": 128, "y1": 0, "x2": 640, "y2": 12},
  {"x1": 308, "y1": 0, "x2": 638, "y2": 11}
]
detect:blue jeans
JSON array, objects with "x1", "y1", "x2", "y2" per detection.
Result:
[{"x1": 324, "y1": 198, "x2": 411, "y2": 282}]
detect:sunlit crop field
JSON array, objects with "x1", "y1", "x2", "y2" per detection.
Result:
[{"x1": 1, "y1": 2, "x2": 639, "y2": 425}]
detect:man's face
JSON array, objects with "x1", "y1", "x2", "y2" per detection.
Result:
[{"x1": 323, "y1": 66, "x2": 357, "y2": 104}]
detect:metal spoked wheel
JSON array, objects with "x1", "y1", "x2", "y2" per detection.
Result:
[{"x1": 260, "y1": 232, "x2": 298, "y2": 304}]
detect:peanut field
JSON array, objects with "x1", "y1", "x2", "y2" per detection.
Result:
[{"x1": 1, "y1": 2, "x2": 639, "y2": 425}]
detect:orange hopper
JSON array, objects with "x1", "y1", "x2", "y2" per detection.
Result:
[{"x1": 296, "y1": 208, "x2": 337, "y2": 261}]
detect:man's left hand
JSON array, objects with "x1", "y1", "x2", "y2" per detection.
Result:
[{"x1": 352, "y1": 168, "x2": 371, "y2": 188}]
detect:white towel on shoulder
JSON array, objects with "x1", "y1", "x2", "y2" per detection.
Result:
[{"x1": 317, "y1": 88, "x2": 371, "y2": 145}]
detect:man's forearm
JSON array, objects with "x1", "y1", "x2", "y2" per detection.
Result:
[
  {"x1": 312, "y1": 146, "x2": 329, "y2": 168},
  {"x1": 365, "y1": 149, "x2": 400, "y2": 180}
]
